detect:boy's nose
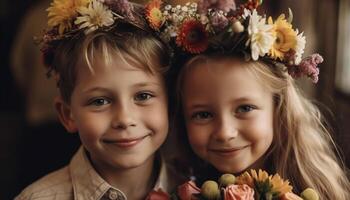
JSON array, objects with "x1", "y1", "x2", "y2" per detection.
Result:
[
  {"x1": 213, "y1": 115, "x2": 238, "y2": 142},
  {"x1": 111, "y1": 102, "x2": 136, "y2": 129}
]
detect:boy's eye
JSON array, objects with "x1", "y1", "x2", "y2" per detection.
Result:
[
  {"x1": 134, "y1": 92, "x2": 153, "y2": 102},
  {"x1": 89, "y1": 98, "x2": 110, "y2": 106},
  {"x1": 236, "y1": 105, "x2": 256, "y2": 113},
  {"x1": 191, "y1": 111, "x2": 213, "y2": 121}
]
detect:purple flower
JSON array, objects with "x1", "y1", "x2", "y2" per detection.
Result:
[
  {"x1": 288, "y1": 53, "x2": 323, "y2": 83},
  {"x1": 103, "y1": 0, "x2": 134, "y2": 20},
  {"x1": 210, "y1": 11, "x2": 229, "y2": 31},
  {"x1": 198, "y1": 0, "x2": 236, "y2": 14}
]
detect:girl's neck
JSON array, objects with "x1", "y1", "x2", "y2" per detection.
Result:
[{"x1": 93, "y1": 154, "x2": 158, "y2": 200}]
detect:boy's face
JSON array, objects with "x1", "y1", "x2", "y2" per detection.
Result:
[
  {"x1": 61, "y1": 54, "x2": 168, "y2": 172},
  {"x1": 181, "y1": 58, "x2": 274, "y2": 174}
]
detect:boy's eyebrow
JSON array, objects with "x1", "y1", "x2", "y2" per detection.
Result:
[{"x1": 82, "y1": 87, "x2": 110, "y2": 94}]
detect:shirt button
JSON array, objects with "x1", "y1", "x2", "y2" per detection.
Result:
[{"x1": 108, "y1": 189, "x2": 125, "y2": 200}]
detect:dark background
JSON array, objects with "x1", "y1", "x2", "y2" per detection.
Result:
[{"x1": 1, "y1": 0, "x2": 349, "y2": 199}]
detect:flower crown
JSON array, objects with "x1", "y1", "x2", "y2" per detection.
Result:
[
  {"x1": 38, "y1": 0, "x2": 149, "y2": 70},
  {"x1": 145, "y1": 0, "x2": 323, "y2": 83}
]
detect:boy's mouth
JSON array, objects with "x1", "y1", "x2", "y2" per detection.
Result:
[{"x1": 103, "y1": 134, "x2": 151, "y2": 148}]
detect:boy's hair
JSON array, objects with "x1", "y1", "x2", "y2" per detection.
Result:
[
  {"x1": 49, "y1": 22, "x2": 170, "y2": 103},
  {"x1": 172, "y1": 55, "x2": 350, "y2": 200}
]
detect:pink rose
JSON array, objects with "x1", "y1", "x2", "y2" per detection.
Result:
[
  {"x1": 281, "y1": 192, "x2": 303, "y2": 200},
  {"x1": 146, "y1": 189, "x2": 170, "y2": 200},
  {"x1": 224, "y1": 184, "x2": 254, "y2": 200},
  {"x1": 177, "y1": 181, "x2": 201, "y2": 200}
]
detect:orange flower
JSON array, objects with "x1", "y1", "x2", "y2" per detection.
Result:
[
  {"x1": 177, "y1": 181, "x2": 201, "y2": 200},
  {"x1": 146, "y1": 189, "x2": 170, "y2": 200},
  {"x1": 145, "y1": 0, "x2": 164, "y2": 30},
  {"x1": 176, "y1": 19, "x2": 208, "y2": 54}
]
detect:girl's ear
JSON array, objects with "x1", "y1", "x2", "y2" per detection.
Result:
[{"x1": 54, "y1": 96, "x2": 78, "y2": 133}]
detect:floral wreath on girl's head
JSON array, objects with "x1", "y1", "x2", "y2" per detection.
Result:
[
  {"x1": 145, "y1": 0, "x2": 323, "y2": 83},
  {"x1": 37, "y1": 0, "x2": 151, "y2": 74}
]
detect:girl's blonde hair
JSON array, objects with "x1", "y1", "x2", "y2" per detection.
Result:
[
  {"x1": 173, "y1": 55, "x2": 350, "y2": 199},
  {"x1": 51, "y1": 23, "x2": 170, "y2": 103}
]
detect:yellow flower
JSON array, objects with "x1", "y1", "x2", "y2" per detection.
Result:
[
  {"x1": 47, "y1": 0, "x2": 90, "y2": 34},
  {"x1": 268, "y1": 14, "x2": 297, "y2": 60},
  {"x1": 271, "y1": 174, "x2": 293, "y2": 195},
  {"x1": 145, "y1": 0, "x2": 164, "y2": 30},
  {"x1": 236, "y1": 171, "x2": 254, "y2": 187},
  {"x1": 253, "y1": 169, "x2": 270, "y2": 181}
]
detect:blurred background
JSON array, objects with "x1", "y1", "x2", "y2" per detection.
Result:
[{"x1": 1, "y1": 0, "x2": 349, "y2": 199}]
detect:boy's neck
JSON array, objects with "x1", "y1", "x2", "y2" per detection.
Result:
[{"x1": 92, "y1": 154, "x2": 158, "y2": 200}]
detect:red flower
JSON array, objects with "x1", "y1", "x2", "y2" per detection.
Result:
[
  {"x1": 176, "y1": 19, "x2": 209, "y2": 54},
  {"x1": 146, "y1": 189, "x2": 170, "y2": 200},
  {"x1": 177, "y1": 181, "x2": 201, "y2": 200}
]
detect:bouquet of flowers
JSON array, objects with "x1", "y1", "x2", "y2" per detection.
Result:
[{"x1": 174, "y1": 169, "x2": 319, "y2": 200}]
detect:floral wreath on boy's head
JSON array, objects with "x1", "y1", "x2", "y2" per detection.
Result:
[
  {"x1": 37, "y1": 0, "x2": 154, "y2": 76},
  {"x1": 145, "y1": 0, "x2": 323, "y2": 83}
]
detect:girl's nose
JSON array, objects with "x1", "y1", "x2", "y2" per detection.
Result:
[
  {"x1": 111, "y1": 101, "x2": 136, "y2": 129},
  {"x1": 213, "y1": 114, "x2": 238, "y2": 142}
]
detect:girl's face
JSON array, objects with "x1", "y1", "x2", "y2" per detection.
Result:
[
  {"x1": 65, "y1": 53, "x2": 168, "y2": 174},
  {"x1": 182, "y1": 58, "x2": 274, "y2": 173}
]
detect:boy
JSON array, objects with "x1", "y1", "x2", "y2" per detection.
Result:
[{"x1": 16, "y1": 0, "x2": 182, "y2": 199}]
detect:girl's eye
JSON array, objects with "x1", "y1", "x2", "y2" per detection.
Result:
[
  {"x1": 89, "y1": 98, "x2": 110, "y2": 106},
  {"x1": 191, "y1": 111, "x2": 213, "y2": 121},
  {"x1": 236, "y1": 105, "x2": 256, "y2": 113},
  {"x1": 134, "y1": 92, "x2": 153, "y2": 102}
]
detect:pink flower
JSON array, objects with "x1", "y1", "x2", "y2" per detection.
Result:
[
  {"x1": 146, "y1": 189, "x2": 170, "y2": 200},
  {"x1": 103, "y1": 0, "x2": 134, "y2": 19},
  {"x1": 177, "y1": 181, "x2": 201, "y2": 200},
  {"x1": 281, "y1": 192, "x2": 303, "y2": 200},
  {"x1": 288, "y1": 53, "x2": 323, "y2": 83},
  {"x1": 224, "y1": 184, "x2": 254, "y2": 200},
  {"x1": 198, "y1": 0, "x2": 236, "y2": 14},
  {"x1": 210, "y1": 11, "x2": 229, "y2": 31}
]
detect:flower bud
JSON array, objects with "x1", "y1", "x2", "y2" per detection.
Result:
[
  {"x1": 232, "y1": 20, "x2": 244, "y2": 33},
  {"x1": 201, "y1": 180, "x2": 220, "y2": 200},
  {"x1": 218, "y1": 174, "x2": 236, "y2": 187},
  {"x1": 300, "y1": 188, "x2": 319, "y2": 200}
]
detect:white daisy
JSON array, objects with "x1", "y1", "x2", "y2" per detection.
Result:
[
  {"x1": 294, "y1": 29, "x2": 306, "y2": 64},
  {"x1": 247, "y1": 9, "x2": 275, "y2": 60},
  {"x1": 75, "y1": 0, "x2": 114, "y2": 34}
]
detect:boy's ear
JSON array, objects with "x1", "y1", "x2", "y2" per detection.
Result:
[{"x1": 54, "y1": 96, "x2": 78, "y2": 133}]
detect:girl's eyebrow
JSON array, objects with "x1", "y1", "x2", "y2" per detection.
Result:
[{"x1": 132, "y1": 82, "x2": 162, "y2": 88}]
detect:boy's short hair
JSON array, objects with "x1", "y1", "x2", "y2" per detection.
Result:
[{"x1": 48, "y1": 21, "x2": 170, "y2": 103}]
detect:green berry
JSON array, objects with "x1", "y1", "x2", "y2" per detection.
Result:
[
  {"x1": 218, "y1": 174, "x2": 236, "y2": 187},
  {"x1": 301, "y1": 188, "x2": 319, "y2": 200},
  {"x1": 201, "y1": 180, "x2": 220, "y2": 200}
]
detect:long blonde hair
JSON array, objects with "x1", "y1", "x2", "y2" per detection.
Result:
[
  {"x1": 173, "y1": 55, "x2": 350, "y2": 199},
  {"x1": 246, "y1": 59, "x2": 350, "y2": 199}
]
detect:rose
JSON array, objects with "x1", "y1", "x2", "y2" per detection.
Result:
[
  {"x1": 146, "y1": 189, "x2": 170, "y2": 200},
  {"x1": 224, "y1": 184, "x2": 254, "y2": 200},
  {"x1": 177, "y1": 181, "x2": 201, "y2": 200}
]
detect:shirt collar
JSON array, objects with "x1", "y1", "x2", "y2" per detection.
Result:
[
  {"x1": 69, "y1": 146, "x2": 173, "y2": 199},
  {"x1": 69, "y1": 146, "x2": 125, "y2": 200}
]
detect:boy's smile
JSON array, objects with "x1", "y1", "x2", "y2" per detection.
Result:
[{"x1": 60, "y1": 52, "x2": 169, "y2": 174}]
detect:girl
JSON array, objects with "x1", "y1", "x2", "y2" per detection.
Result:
[
  {"x1": 146, "y1": 0, "x2": 350, "y2": 199},
  {"x1": 173, "y1": 54, "x2": 350, "y2": 199}
]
